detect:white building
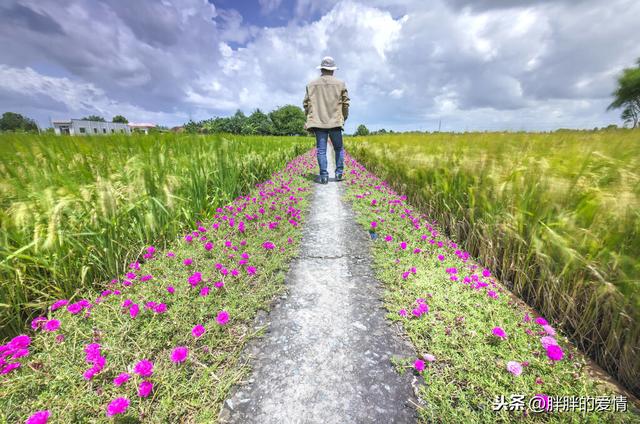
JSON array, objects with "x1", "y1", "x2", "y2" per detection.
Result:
[
  {"x1": 128, "y1": 122, "x2": 157, "y2": 134},
  {"x1": 52, "y1": 119, "x2": 131, "y2": 135}
]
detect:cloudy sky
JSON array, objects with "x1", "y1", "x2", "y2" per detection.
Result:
[{"x1": 1, "y1": 0, "x2": 639, "y2": 132}]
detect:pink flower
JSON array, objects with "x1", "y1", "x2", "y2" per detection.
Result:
[
  {"x1": 129, "y1": 303, "x2": 140, "y2": 318},
  {"x1": 400, "y1": 242, "x2": 407, "y2": 250},
  {"x1": 134, "y1": 359, "x2": 154, "y2": 377},
  {"x1": 43, "y1": 319, "x2": 60, "y2": 332},
  {"x1": 540, "y1": 336, "x2": 558, "y2": 349},
  {"x1": 216, "y1": 310, "x2": 230, "y2": 325},
  {"x1": 492, "y1": 327, "x2": 507, "y2": 339},
  {"x1": 535, "y1": 317, "x2": 548, "y2": 326},
  {"x1": 542, "y1": 325, "x2": 556, "y2": 336},
  {"x1": 31, "y1": 316, "x2": 47, "y2": 330},
  {"x1": 167, "y1": 286, "x2": 175, "y2": 294},
  {"x1": 67, "y1": 303, "x2": 83, "y2": 314},
  {"x1": 199, "y1": 286, "x2": 210, "y2": 296},
  {"x1": 50, "y1": 299, "x2": 69, "y2": 311},
  {"x1": 532, "y1": 394, "x2": 551, "y2": 411},
  {"x1": 183, "y1": 258, "x2": 193, "y2": 266},
  {"x1": 482, "y1": 268, "x2": 491, "y2": 277},
  {"x1": 546, "y1": 344, "x2": 564, "y2": 361},
  {"x1": 414, "y1": 359, "x2": 425, "y2": 372},
  {"x1": 192, "y1": 324, "x2": 206, "y2": 338},
  {"x1": 154, "y1": 303, "x2": 167, "y2": 314},
  {"x1": 263, "y1": 241, "x2": 275, "y2": 250},
  {"x1": 370, "y1": 221, "x2": 377, "y2": 228},
  {"x1": 204, "y1": 242, "x2": 213, "y2": 251},
  {"x1": 106, "y1": 397, "x2": 129, "y2": 417},
  {"x1": 113, "y1": 372, "x2": 130, "y2": 387},
  {"x1": 506, "y1": 361, "x2": 523, "y2": 376},
  {"x1": 188, "y1": 272, "x2": 202, "y2": 286},
  {"x1": 85, "y1": 343, "x2": 102, "y2": 363},
  {"x1": 246, "y1": 266, "x2": 256, "y2": 275},
  {"x1": 215, "y1": 281, "x2": 225, "y2": 289},
  {"x1": 424, "y1": 354, "x2": 436, "y2": 362},
  {"x1": 170, "y1": 346, "x2": 189, "y2": 363},
  {"x1": 398, "y1": 309, "x2": 407, "y2": 317},
  {"x1": 138, "y1": 381, "x2": 154, "y2": 398},
  {"x1": 25, "y1": 410, "x2": 50, "y2": 424},
  {"x1": 10, "y1": 334, "x2": 31, "y2": 348},
  {"x1": 523, "y1": 313, "x2": 531, "y2": 323}
]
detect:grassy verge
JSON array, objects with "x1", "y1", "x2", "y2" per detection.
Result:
[
  {"x1": 342, "y1": 153, "x2": 640, "y2": 423},
  {"x1": 0, "y1": 133, "x2": 309, "y2": 339},
  {"x1": 347, "y1": 131, "x2": 639, "y2": 395},
  {"x1": 0, "y1": 150, "x2": 316, "y2": 423}
]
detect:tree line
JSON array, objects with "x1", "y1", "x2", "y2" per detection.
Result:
[{"x1": 183, "y1": 105, "x2": 308, "y2": 136}]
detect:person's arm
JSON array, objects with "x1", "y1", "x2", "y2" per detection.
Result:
[
  {"x1": 303, "y1": 86, "x2": 311, "y2": 116},
  {"x1": 341, "y1": 84, "x2": 350, "y2": 121}
]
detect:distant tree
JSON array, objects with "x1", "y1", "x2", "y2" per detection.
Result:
[
  {"x1": 248, "y1": 109, "x2": 275, "y2": 135},
  {"x1": 608, "y1": 58, "x2": 640, "y2": 128},
  {"x1": 354, "y1": 124, "x2": 370, "y2": 136},
  {"x1": 184, "y1": 120, "x2": 200, "y2": 134},
  {"x1": 269, "y1": 105, "x2": 306, "y2": 136},
  {"x1": 82, "y1": 115, "x2": 106, "y2": 122},
  {"x1": 0, "y1": 112, "x2": 38, "y2": 132},
  {"x1": 112, "y1": 115, "x2": 128, "y2": 124}
]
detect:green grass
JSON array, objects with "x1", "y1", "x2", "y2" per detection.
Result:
[
  {"x1": 342, "y1": 152, "x2": 640, "y2": 423},
  {"x1": 0, "y1": 149, "x2": 316, "y2": 422},
  {"x1": 0, "y1": 133, "x2": 310, "y2": 340},
  {"x1": 347, "y1": 130, "x2": 640, "y2": 397}
]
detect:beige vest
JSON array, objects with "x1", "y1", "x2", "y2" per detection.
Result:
[{"x1": 303, "y1": 75, "x2": 350, "y2": 130}]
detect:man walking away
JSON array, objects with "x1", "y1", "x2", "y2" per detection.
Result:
[{"x1": 303, "y1": 56, "x2": 350, "y2": 184}]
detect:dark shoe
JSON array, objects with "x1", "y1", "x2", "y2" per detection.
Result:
[
  {"x1": 321, "y1": 176, "x2": 329, "y2": 184},
  {"x1": 335, "y1": 173, "x2": 343, "y2": 182}
]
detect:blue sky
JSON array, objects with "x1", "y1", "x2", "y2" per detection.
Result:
[{"x1": 1, "y1": 0, "x2": 639, "y2": 132}]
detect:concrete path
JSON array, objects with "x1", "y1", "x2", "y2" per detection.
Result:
[{"x1": 219, "y1": 145, "x2": 418, "y2": 424}]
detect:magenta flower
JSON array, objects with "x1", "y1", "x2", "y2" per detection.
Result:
[
  {"x1": 10, "y1": 334, "x2": 31, "y2": 348},
  {"x1": 200, "y1": 286, "x2": 210, "y2": 296},
  {"x1": 216, "y1": 310, "x2": 230, "y2": 325},
  {"x1": 533, "y1": 394, "x2": 551, "y2": 411},
  {"x1": 129, "y1": 303, "x2": 140, "y2": 318},
  {"x1": 25, "y1": 410, "x2": 50, "y2": 424},
  {"x1": 154, "y1": 303, "x2": 167, "y2": 314},
  {"x1": 113, "y1": 372, "x2": 131, "y2": 387},
  {"x1": 204, "y1": 242, "x2": 213, "y2": 251},
  {"x1": 414, "y1": 359, "x2": 425, "y2": 372},
  {"x1": 106, "y1": 397, "x2": 130, "y2": 417},
  {"x1": 492, "y1": 327, "x2": 507, "y2": 339},
  {"x1": 138, "y1": 381, "x2": 154, "y2": 398},
  {"x1": 134, "y1": 359, "x2": 154, "y2": 377},
  {"x1": 67, "y1": 303, "x2": 83, "y2": 314},
  {"x1": 398, "y1": 309, "x2": 407, "y2": 317},
  {"x1": 535, "y1": 317, "x2": 548, "y2": 326},
  {"x1": 247, "y1": 266, "x2": 257, "y2": 275},
  {"x1": 263, "y1": 241, "x2": 275, "y2": 250},
  {"x1": 85, "y1": 343, "x2": 102, "y2": 363},
  {"x1": 50, "y1": 299, "x2": 69, "y2": 311},
  {"x1": 30, "y1": 316, "x2": 46, "y2": 330},
  {"x1": 482, "y1": 268, "x2": 491, "y2": 277},
  {"x1": 188, "y1": 272, "x2": 202, "y2": 286},
  {"x1": 167, "y1": 286, "x2": 175, "y2": 294},
  {"x1": 43, "y1": 319, "x2": 60, "y2": 332},
  {"x1": 400, "y1": 242, "x2": 407, "y2": 250},
  {"x1": 546, "y1": 344, "x2": 564, "y2": 361},
  {"x1": 370, "y1": 221, "x2": 377, "y2": 228},
  {"x1": 192, "y1": 324, "x2": 206, "y2": 338},
  {"x1": 183, "y1": 258, "x2": 193, "y2": 266},
  {"x1": 170, "y1": 346, "x2": 189, "y2": 363},
  {"x1": 506, "y1": 361, "x2": 523, "y2": 376}
]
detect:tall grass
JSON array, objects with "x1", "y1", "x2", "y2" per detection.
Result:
[
  {"x1": 0, "y1": 133, "x2": 308, "y2": 339},
  {"x1": 348, "y1": 130, "x2": 640, "y2": 396}
]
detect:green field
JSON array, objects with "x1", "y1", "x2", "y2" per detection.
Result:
[
  {"x1": 0, "y1": 133, "x2": 308, "y2": 339},
  {"x1": 348, "y1": 130, "x2": 640, "y2": 396}
]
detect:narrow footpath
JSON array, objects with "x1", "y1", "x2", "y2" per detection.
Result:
[{"x1": 219, "y1": 145, "x2": 418, "y2": 423}]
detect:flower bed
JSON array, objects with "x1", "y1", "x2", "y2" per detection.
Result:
[
  {"x1": 343, "y1": 153, "x2": 640, "y2": 423},
  {"x1": 0, "y1": 151, "x2": 316, "y2": 423}
]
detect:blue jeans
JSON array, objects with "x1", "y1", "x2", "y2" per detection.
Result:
[{"x1": 314, "y1": 128, "x2": 344, "y2": 178}]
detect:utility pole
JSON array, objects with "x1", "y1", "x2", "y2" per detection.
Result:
[{"x1": 438, "y1": 119, "x2": 441, "y2": 132}]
